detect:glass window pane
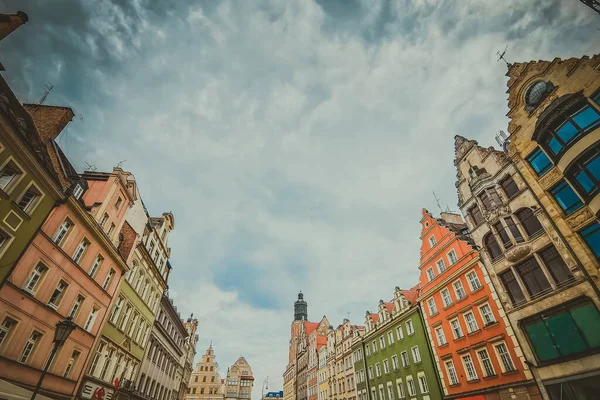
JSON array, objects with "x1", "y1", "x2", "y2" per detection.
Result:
[
  {"x1": 586, "y1": 153, "x2": 600, "y2": 180},
  {"x1": 580, "y1": 222, "x2": 600, "y2": 258},
  {"x1": 575, "y1": 170, "x2": 595, "y2": 193},
  {"x1": 545, "y1": 312, "x2": 587, "y2": 357},
  {"x1": 539, "y1": 246, "x2": 572, "y2": 284},
  {"x1": 570, "y1": 303, "x2": 600, "y2": 349},
  {"x1": 550, "y1": 181, "x2": 583, "y2": 215},
  {"x1": 555, "y1": 121, "x2": 578, "y2": 143},
  {"x1": 572, "y1": 106, "x2": 600, "y2": 130},
  {"x1": 516, "y1": 257, "x2": 551, "y2": 297},
  {"x1": 527, "y1": 149, "x2": 553, "y2": 175},
  {"x1": 548, "y1": 137, "x2": 563, "y2": 155},
  {"x1": 525, "y1": 320, "x2": 559, "y2": 361},
  {"x1": 499, "y1": 270, "x2": 526, "y2": 305}
]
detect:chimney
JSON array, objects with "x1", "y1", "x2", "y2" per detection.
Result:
[
  {"x1": 23, "y1": 104, "x2": 75, "y2": 143},
  {"x1": 0, "y1": 11, "x2": 28, "y2": 42}
]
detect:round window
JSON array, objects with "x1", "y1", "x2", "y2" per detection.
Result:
[{"x1": 524, "y1": 81, "x2": 548, "y2": 108}]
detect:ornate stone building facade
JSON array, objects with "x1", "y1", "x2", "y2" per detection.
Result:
[
  {"x1": 501, "y1": 55, "x2": 600, "y2": 399},
  {"x1": 185, "y1": 345, "x2": 223, "y2": 400},
  {"x1": 225, "y1": 357, "x2": 254, "y2": 400}
]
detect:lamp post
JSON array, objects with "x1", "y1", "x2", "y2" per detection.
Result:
[{"x1": 31, "y1": 317, "x2": 77, "y2": 400}]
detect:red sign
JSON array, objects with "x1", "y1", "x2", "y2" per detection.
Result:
[
  {"x1": 113, "y1": 378, "x2": 120, "y2": 391},
  {"x1": 92, "y1": 387, "x2": 106, "y2": 400}
]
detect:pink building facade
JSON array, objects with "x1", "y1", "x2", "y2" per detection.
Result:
[{"x1": 0, "y1": 139, "x2": 136, "y2": 400}]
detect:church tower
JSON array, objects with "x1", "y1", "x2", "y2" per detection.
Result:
[
  {"x1": 293, "y1": 292, "x2": 307, "y2": 321},
  {"x1": 185, "y1": 344, "x2": 223, "y2": 400}
]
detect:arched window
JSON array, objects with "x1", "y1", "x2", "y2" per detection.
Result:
[
  {"x1": 127, "y1": 260, "x2": 138, "y2": 283},
  {"x1": 135, "y1": 271, "x2": 144, "y2": 292},
  {"x1": 484, "y1": 233, "x2": 502, "y2": 260},
  {"x1": 142, "y1": 279, "x2": 150, "y2": 299},
  {"x1": 515, "y1": 208, "x2": 544, "y2": 237}
]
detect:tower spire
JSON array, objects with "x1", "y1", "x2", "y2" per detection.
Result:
[{"x1": 294, "y1": 291, "x2": 308, "y2": 321}]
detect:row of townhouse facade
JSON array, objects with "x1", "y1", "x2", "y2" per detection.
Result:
[
  {"x1": 0, "y1": 12, "x2": 199, "y2": 400},
  {"x1": 285, "y1": 53, "x2": 600, "y2": 400}
]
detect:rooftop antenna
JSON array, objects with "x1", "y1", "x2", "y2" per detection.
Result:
[
  {"x1": 346, "y1": 311, "x2": 350, "y2": 320},
  {"x1": 116, "y1": 160, "x2": 127, "y2": 169},
  {"x1": 83, "y1": 161, "x2": 97, "y2": 172},
  {"x1": 433, "y1": 191, "x2": 444, "y2": 213},
  {"x1": 38, "y1": 82, "x2": 54, "y2": 105},
  {"x1": 497, "y1": 45, "x2": 510, "y2": 68}
]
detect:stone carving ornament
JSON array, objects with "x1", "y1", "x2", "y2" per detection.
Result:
[{"x1": 566, "y1": 207, "x2": 594, "y2": 231}]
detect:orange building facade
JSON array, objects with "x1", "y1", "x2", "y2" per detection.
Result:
[
  {"x1": 417, "y1": 209, "x2": 539, "y2": 400},
  {"x1": 0, "y1": 140, "x2": 135, "y2": 400}
]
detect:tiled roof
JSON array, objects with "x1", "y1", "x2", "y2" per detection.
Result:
[
  {"x1": 304, "y1": 321, "x2": 319, "y2": 335},
  {"x1": 384, "y1": 302, "x2": 394, "y2": 313},
  {"x1": 402, "y1": 289, "x2": 419, "y2": 305},
  {"x1": 370, "y1": 313, "x2": 379, "y2": 323}
]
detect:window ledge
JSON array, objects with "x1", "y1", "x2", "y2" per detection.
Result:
[
  {"x1": 10, "y1": 201, "x2": 32, "y2": 220},
  {"x1": 448, "y1": 383, "x2": 461, "y2": 388},
  {"x1": 501, "y1": 369, "x2": 519, "y2": 376},
  {"x1": 453, "y1": 336, "x2": 466, "y2": 342},
  {"x1": 443, "y1": 303, "x2": 454, "y2": 311},
  {"x1": 483, "y1": 374, "x2": 498, "y2": 380},
  {"x1": 430, "y1": 311, "x2": 439, "y2": 317},
  {"x1": 466, "y1": 378, "x2": 480, "y2": 384},
  {"x1": 483, "y1": 321, "x2": 498, "y2": 329},
  {"x1": 470, "y1": 286, "x2": 484, "y2": 295},
  {"x1": 467, "y1": 329, "x2": 482, "y2": 336},
  {"x1": 456, "y1": 295, "x2": 469, "y2": 303},
  {"x1": 438, "y1": 343, "x2": 449, "y2": 349}
]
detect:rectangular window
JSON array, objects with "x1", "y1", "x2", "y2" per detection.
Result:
[
  {"x1": 499, "y1": 269, "x2": 526, "y2": 305},
  {"x1": 505, "y1": 217, "x2": 524, "y2": 243},
  {"x1": 24, "y1": 263, "x2": 48, "y2": 294},
  {"x1": 494, "y1": 221, "x2": 513, "y2": 249},
  {"x1": 379, "y1": 336, "x2": 385, "y2": 349},
  {"x1": 463, "y1": 311, "x2": 479, "y2": 333},
  {"x1": 527, "y1": 148, "x2": 553, "y2": 176},
  {"x1": 417, "y1": 374, "x2": 429, "y2": 394},
  {"x1": 566, "y1": 143, "x2": 600, "y2": 199},
  {"x1": 392, "y1": 355, "x2": 399, "y2": 370},
  {"x1": 0, "y1": 229, "x2": 10, "y2": 252},
  {"x1": 396, "y1": 325, "x2": 404, "y2": 340},
  {"x1": 387, "y1": 331, "x2": 394, "y2": 345},
  {"x1": 405, "y1": 319, "x2": 414, "y2": 335},
  {"x1": 501, "y1": 176, "x2": 519, "y2": 199},
  {"x1": 115, "y1": 196, "x2": 123, "y2": 209},
  {"x1": 515, "y1": 257, "x2": 552, "y2": 298},
  {"x1": 0, "y1": 317, "x2": 17, "y2": 348},
  {"x1": 550, "y1": 180, "x2": 583, "y2": 215},
  {"x1": 84, "y1": 307, "x2": 98, "y2": 332},
  {"x1": 426, "y1": 267, "x2": 435, "y2": 282},
  {"x1": 372, "y1": 341, "x2": 377, "y2": 353},
  {"x1": 383, "y1": 359, "x2": 389, "y2": 374},
  {"x1": 436, "y1": 258, "x2": 447, "y2": 272},
  {"x1": 447, "y1": 249, "x2": 458, "y2": 264},
  {"x1": 72, "y1": 184, "x2": 84, "y2": 199},
  {"x1": 119, "y1": 304, "x2": 132, "y2": 331},
  {"x1": 466, "y1": 270, "x2": 482, "y2": 291},
  {"x1": 368, "y1": 366, "x2": 373, "y2": 380},
  {"x1": 375, "y1": 363, "x2": 381, "y2": 377},
  {"x1": 428, "y1": 235, "x2": 436, "y2": 247},
  {"x1": 107, "y1": 223, "x2": 116, "y2": 237},
  {"x1": 453, "y1": 280, "x2": 467, "y2": 300},
  {"x1": 435, "y1": 326, "x2": 447, "y2": 346},
  {"x1": 477, "y1": 349, "x2": 495, "y2": 377},
  {"x1": 494, "y1": 342, "x2": 516, "y2": 372},
  {"x1": 53, "y1": 219, "x2": 72, "y2": 245},
  {"x1": 411, "y1": 346, "x2": 421, "y2": 363},
  {"x1": 366, "y1": 345, "x2": 370, "y2": 357},
  {"x1": 100, "y1": 213, "x2": 109, "y2": 228},
  {"x1": 441, "y1": 288, "x2": 453, "y2": 307},
  {"x1": 479, "y1": 303, "x2": 496, "y2": 325},
  {"x1": 17, "y1": 185, "x2": 41, "y2": 214},
  {"x1": 462, "y1": 354, "x2": 478, "y2": 381},
  {"x1": 109, "y1": 296, "x2": 124, "y2": 324},
  {"x1": 48, "y1": 280, "x2": 69, "y2": 309},
  {"x1": 396, "y1": 380, "x2": 405, "y2": 399},
  {"x1": 103, "y1": 268, "x2": 115, "y2": 290},
  {"x1": 450, "y1": 318, "x2": 464, "y2": 339},
  {"x1": 63, "y1": 350, "x2": 81, "y2": 378},
  {"x1": 386, "y1": 383, "x2": 394, "y2": 400},
  {"x1": 445, "y1": 360, "x2": 459, "y2": 385},
  {"x1": 68, "y1": 294, "x2": 85, "y2": 319},
  {"x1": 427, "y1": 298, "x2": 438, "y2": 315},
  {"x1": 523, "y1": 300, "x2": 600, "y2": 362},
  {"x1": 89, "y1": 255, "x2": 103, "y2": 278},
  {"x1": 469, "y1": 205, "x2": 483, "y2": 226},
  {"x1": 539, "y1": 246, "x2": 573, "y2": 284},
  {"x1": 0, "y1": 161, "x2": 22, "y2": 191},
  {"x1": 20, "y1": 331, "x2": 42, "y2": 363},
  {"x1": 581, "y1": 222, "x2": 600, "y2": 260},
  {"x1": 405, "y1": 376, "x2": 416, "y2": 397},
  {"x1": 400, "y1": 351, "x2": 409, "y2": 368},
  {"x1": 73, "y1": 238, "x2": 90, "y2": 263}
]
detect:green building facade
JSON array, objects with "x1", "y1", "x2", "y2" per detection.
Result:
[
  {"x1": 352, "y1": 287, "x2": 442, "y2": 400},
  {"x1": 0, "y1": 77, "x2": 72, "y2": 285}
]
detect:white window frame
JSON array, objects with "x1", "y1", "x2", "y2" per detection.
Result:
[
  {"x1": 476, "y1": 348, "x2": 496, "y2": 377},
  {"x1": 441, "y1": 288, "x2": 453, "y2": 307},
  {"x1": 427, "y1": 297, "x2": 438, "y2": 315},
  {"x1": 23, "y1": 263, "x2": 48, "y2": 295},
  {"x1": 447, "y1": 248, "x2": 458, "y2": 264},
  {"x1": 63, "y1": 349, "x2": 81, "y2": 378},
  {"x1": 453, "y1": 279, "x2": 467, "y2": 300},
  {"x1": 426, "y1": 267, "x2": 435, "y2": 282},
  {"x1": 405, "y1": 375, "x2": 416, "y2": 397},
  {"x1": 493, "y1": 342, "x2": 516, "y2": 373},
  {"x1": 72, "y1": 184, "x2": 84, "y2": 199},
  {"x1": 478, "y1": 303, "x2": 496, "y2": 326},
  {"x1": 379, "y1": 336, "x2": 386, "y2": 349},
  {"x1": 20, "y1": 331, "x2": 42, "y2": 363},
  {"x1": 463, "y1": 311, "x2": 479, "y2": 333},
  {"x1": 461, "y1": 354, "x2": 478, "y2": 381},
  {"x1": 391, "y1": 355, "x2": 399, "y2": 370},
  {"x1": 396, "y1": 326, "x2": 403, "y2": 340},
  {"x1": 428, "y1": 235, "x2": 436, "y2": 247},
  {"x1": 445, "y1": 360, "x2": 459, "y2": 385},
  {"x1": 450, "y1": 318, "x2": 464, "y2": 339},
  {"x1": 16, "y1": 182, "x2": 44, "y2": 215},
  {"x1": 0, "y1": 158, "x2": 24, "y2": 194},
  {"x1": 417, "y1": 372, "x2": 429, "y2": 394},
  {"x1": 84, "y1": 307, "x2": 98, "y2": 332},
  {"x1": 368, "y1": 366, "x2": 374, "y2": 380},
  {"x1": 411, "y1": 346, "x2": 421, "y2": 363},
  {"x1": 375, "y1": 362, "x2": 381, "y2": 377},
  {"x1": 387, "y1": 331, "x2": 394, "y2": 345},
  {"x1": 103, "y1": 268, "x2": 115, "y2": 290},
  {"x1": 405, "y1": 319, "x2": 414, "y2": 335},
  {"x1": 396, "y1": 378, "x2": 405, "y2": 399},
  {"x1": 435, "y1": 326, "x2": 447, "y2": 346},
  {"x1": 400, "y1": 351, "x2": 409, "y2": 368},
  {"x1": 72, "y1": 238, "x2": 90, "y2": 263},
  {"x1": 436, "y1": 258, "x2": 447, "y2": 273},
  {"x1": 0, "y1": 316, "x2": 17, "y2": 349},
  {"x1": 68, "y1": 294, "x2": 85, "y2": 319},
  {"x1": 372, "y1": 340, "x2": 377, "y2": 353},
  {"x1": 466, "y1": 269, "x2": 482, "y2": 291},
  {"x1": 383, "y1": 359, "x2": 390, "y2": 374},
  {"x1": 47, "y1": 279, "x2": 69, "y2": 309}
]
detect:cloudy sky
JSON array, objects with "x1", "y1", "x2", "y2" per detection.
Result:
[{"x1": 1, "y1": 0, "x2": 598, "y2": 395}]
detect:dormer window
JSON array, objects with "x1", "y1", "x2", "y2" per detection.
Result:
[
  {"x1": 72, "y1": 184, "x2": 84, "y2": 199},
  {"x1": 115, "y1": 196, "x2": 123, "y2": 209},
  {"x1": 524, "y1": 81, "x2": 554, "y2": 112}
]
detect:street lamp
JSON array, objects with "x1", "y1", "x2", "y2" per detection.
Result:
[{"x1": 31, "y1": 317, "x2": 77, "y2": 400}]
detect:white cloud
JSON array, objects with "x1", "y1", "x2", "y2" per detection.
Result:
[{"x1": 2, "y1": 0, "x2": 598, "y2": 395}]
